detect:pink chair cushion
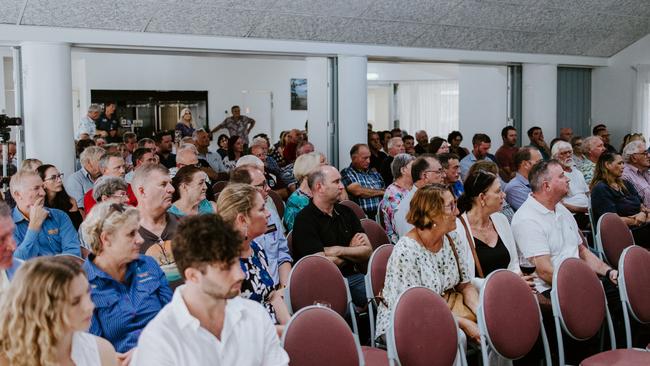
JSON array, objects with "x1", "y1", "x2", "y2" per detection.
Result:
[
  {"x1": 361, "y1": 346, "x2": 390, "y2": 366},
  {"x1": 289, "y1": 255, "x2": 349, "y2": 317},
  {"x1": 339, "y1": 200, "x2": 367, "y2": 220},
  {"x1": 362, "y1": 219, "x2": 391, "y2": 250},
  {"x1": 622, "y1": 246, "x2": 650, "y2": 323},
  {"x1": 600, "y1": 213, "x2": 634, "y2": 267},
  {"x1": 369, "y1": 244, "x2": 393, "y2": 297},
  {"x1": 581, "y1": 348, "x2": 650, "y2": 365}
]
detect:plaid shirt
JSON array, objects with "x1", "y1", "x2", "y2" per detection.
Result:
[{"x1": 341, "y1": 165, "x2": 385, "y2": 217}]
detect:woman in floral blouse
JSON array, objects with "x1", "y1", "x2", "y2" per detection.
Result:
[
  {"x1": 375, "y1": 184, "x2": 480, "y2": 344},
  {"x1": 216, "y1": 183, "x2": 290, "y2": 326},
  {"x1": 376, "y1": 153, "x2": 415, "y2": 243}
]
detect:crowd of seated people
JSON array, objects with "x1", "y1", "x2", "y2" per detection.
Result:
[{"x1": 1, "y1": 108, "x2": 650, "y2": 366}]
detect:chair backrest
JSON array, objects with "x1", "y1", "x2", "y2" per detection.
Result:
[
  {"x1": 367, "y1": 244, "x2": 393, "y2": 298},
  {"x1": 286, "y1": 230, "x2": 293, "y2": 257},
  {"x1": 479, "y1": 270, "x2": 543, "y2": 360},
  {"x1": 597, "y1": 212, "x2": 635, "y2": 268},
  {"x1": 286, "y1": 255, "x2": 350, "y2": 317},
  {"x1": 619, "y1": 245, "x2": 650, "y2": 324},
  {"x1": 389, "y1": 287, "x2": 459, "y2": 366},
  {"x1": 282, "y1": 306, "x2": 363, "y2": 366},
  {"x1": 268, "y1": 189, "x2": 285, "y2": 217},
  {"x1": 339, "y1": 200, "x2": 367, "y2": 220},
  {"x1": 212, "y1": 180, "x2": 228, "y2": 194},
  {"x1": 361, "y1": 218, "x2": 391, "y2": 250},
  {"x1": 553, "y1": 258, "x2": 607, "y2": 341}
]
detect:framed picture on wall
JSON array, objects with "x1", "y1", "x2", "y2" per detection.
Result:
[{"x1": 290, "y1": 78, "x2": 307, "y2": 110}]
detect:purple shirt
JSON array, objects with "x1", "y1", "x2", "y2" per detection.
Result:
[{"x1": 622, "y1": 164, "x2": 650, "y2": 207}]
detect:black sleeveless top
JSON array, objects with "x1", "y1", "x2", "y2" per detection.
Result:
[{"x1": 473, "y1": 234, "x2": 510, "y2": 276}]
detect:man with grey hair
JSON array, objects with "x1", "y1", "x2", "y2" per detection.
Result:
[
  {"x1": 552, "y1": 140, "x2": 589, "y2": 228},
  {"x1": 76, "y1": 104, "x2": 101, "y2": 140},
  {"x1": 10, "y1": 171, "x2": 81, "y2": 260},
  {"x1": 622, "y1": 140, "x2": 650, "y2": 206},
  {"x1": 512, "y1": 160, "x2": 617, "y2": 296},
  {"x1": 64, "y1": 145, "x2": 105, "y2": 212},
  {"x1": 577, "y1": 136, "x2": 606, "y2": 184},
  {"x1": 83, "y1": 152, "x2": 137, "y2": 212},
  {"x1": 380, "y1": 137, "x2": 405, "y2": 186},
  {"x1": 0, "y1": 201, "x2": 20, "y2": 290},
  {"x1": 193, "y1": 129, "x2": 226, "y2": 174}
]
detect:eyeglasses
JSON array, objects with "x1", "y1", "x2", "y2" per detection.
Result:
[
  {"x1": 632, "y1": 151, "x2": 650, "y2": 156},
  {"x1": 253, "y1": 181, "x2": 269, "y2": 191},
  {"x1": 44, "y1": 173, "x2": 64, "y2": 182},
  {"x1": 111, "y1": 191, "x2": 128, "y2": 198},
  {"x1": 425, "y1": 169, "x2": 445, "y2": 176}
]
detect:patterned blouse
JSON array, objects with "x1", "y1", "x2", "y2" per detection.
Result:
[
  {"x1": 375, "y1": 233, "x2": 470, "y2": 339},
  {"x1": 240, "y1": 240, "x2": 277, "y2": 323},
  {"x1": 377, "y1": 183, "x2": 410, "y2": 244},
  {"x1": 283, "y1": 189, "x2": 311, "y2": 232}
]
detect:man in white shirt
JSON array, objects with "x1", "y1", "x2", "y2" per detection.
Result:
[
  {"x1": 511, "y1": 160, "x2": 617, "y2": 294},
  {"x1": 551, "y1": 140, "x2": 590, "y2": 228},
  {"x1": 394, "y1": 154, "x2": 446, "y2": 237},
  {"x1": 0, "y1": 201, "x2": 20, "y2": 291},
  {"x1": 76, "y1": 104, "x2": 101, "y2": 140},
  {"x1": 133, "y1": 214, "x2": 289, "y2": 366}
]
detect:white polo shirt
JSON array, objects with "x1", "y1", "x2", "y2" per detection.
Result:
[
  {"x1": 563, "y1": 167, "x2": 589, "y2": 208},
  {"x1": 132, "y1": 286, "x2": 289, "y2": 366},
  {"x1": 511, "y1": 195, "x2": 581, "y2": 292}
]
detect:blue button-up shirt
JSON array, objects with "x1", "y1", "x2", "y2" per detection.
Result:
[
  {"x1": 505, "y1": 173, "x2": 531, "y2": 211},
  {"x1": 64, "y1": 167, "x2": 95, "y2": 209},
  {"x1": 84, "y1": 255, "x2": 172, "y2": 353},
  {"x1": 459, "y1": 152, "x2": 496, "y2": 181},
  {"x1": 12, "y1": 207, "x2": 81, "y2": 260},
  {"x1": 340, "y1": 165, "x2": 385, "y2": 217},
  {"x1": 254, "y1": 205, "x2": 292, "y2": 286}
]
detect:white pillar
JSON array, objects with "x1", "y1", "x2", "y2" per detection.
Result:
[
  {"x1": 522, "y1": 64, "x2": 557, "y2": 144},
  {"x1": 21, "y1": 42, "x2": 75, "y2": 175},
  {"x1": 306, "y1": 57, "x2": 329, "y2": 158},
  {"x1": 337, "y1": 55, "x2": 367, "y2": 169}
]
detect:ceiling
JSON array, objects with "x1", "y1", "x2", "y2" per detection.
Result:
[{"x1": 1, "y1": 0, "x2": 649, "y2": 57}]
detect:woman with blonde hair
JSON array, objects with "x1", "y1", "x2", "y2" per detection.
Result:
[
  {"x1": 217, "y1": 183, "x2": 290, "y2": 326},
  {"x1": 175, "y1": 107, "x2": 196, "y2": 138},
  {"x1": 0, "y1": 256, "x2": 116, "y2": 366},
  {"x1": 283, "y1": 151, "x2": 325, "y2": 231}
]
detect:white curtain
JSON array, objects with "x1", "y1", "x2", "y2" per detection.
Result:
[
  {"x1": 633, "y1": 65, "x2": 650, "y2": 139},
  {"x1": 396, "y1": 80, "x2": 459, "y2": 138}
]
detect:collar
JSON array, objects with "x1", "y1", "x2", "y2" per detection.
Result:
[
  {"x1": 173, "y1": 287, "x2": 244, "y2": 331},
  {"x1": 348, "y1": 164, "x2": 370, "y2": 174},
  {"x1": 79, "y1": 167, "x2": 93, "y2": 181},
  {"x1": 12, "y1": 206, "x2": 51, "y2": 224},
  {"x1": 624, "y1": 163, "x2": 647, "y2": 176},
  {"x1": 309, "y1": 200, "x2": 340, "y2": 218},
  {"x1": 526, "y1": 195, "x2": 557, "y2": 215},
  {"x1": 84, "y1": 254, "x2": 143, "y2": 283},
  {"x1": 514, "y1": 173, "x2": 530, "y2": 186}
]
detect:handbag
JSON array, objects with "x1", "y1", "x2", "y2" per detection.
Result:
[
  {"x1": 458, "y1": 215, "x2": 485, "y2": 278},
  {"x1": 442, "y1": 233, "x2": 477, "y2": 322}
]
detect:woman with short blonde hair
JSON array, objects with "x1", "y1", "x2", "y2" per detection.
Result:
[
  {"x1": 283, "y1": 152, "x2": 324, "y2": 231},
  {"x1": 0, "y1": 256, "x2": 116, "y2": 366}
]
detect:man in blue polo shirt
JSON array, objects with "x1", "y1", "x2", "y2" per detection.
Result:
[
  {"x1": 10, "y1": 171, "x2": 81, "y2": 260},
  {"x1": 505, "y1": 147, "x2": 543, "y2": 211},
  {"x1": 340, "y1": 143, "x2": 385, "y2": 218}
]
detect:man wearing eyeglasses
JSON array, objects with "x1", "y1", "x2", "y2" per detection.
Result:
[
  {"x1": 622, "y1": 140, "x2": 650, "y2": 207},
  {"x1": 394, "y1": 154, "x2": 446, "y2": 237}
]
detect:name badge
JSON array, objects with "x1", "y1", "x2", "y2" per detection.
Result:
[
  {"x1": 265, "y1": 224, "x2": 278, "y2": 234},
  {"x1": 47, "y1": 228, "x2": 59, "y2": 235}
]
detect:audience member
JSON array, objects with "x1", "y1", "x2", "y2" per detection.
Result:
[
  {"x1": 216, "y1": 133, "x2": 229, "y2": 159},
  {"x1": 571, "y1": 136, "x2": 586, "y2": 167},
  {"x1": 378, "y1": 153, "x2": 415, "y2": 244},
  {"x1": 559, "y1": 127, "x2": 573, "y2": 142},
  {"x1": 620, "y1": 133, "x2": 645, "y2": 154},
  {"x1": 527, "y1": 126, "x2": 550, "y2": 160},
  {"x1": 81, "y1": 202, "x2": 172, "y2": 361},
  {"x1": 38, "y1": 164, "x2": 83, "y2": 230},
  {"x1": 124, "y1": 147, "x2": 157, "y2": 183},
  {"x1": 341, "y1": 143, "x2": 385, "y2": 218},
  {"x1": 368, "y1": 131, "x2": 388, "y2": 171},
  {"x1": 269, "y1": 131, "x2": 289, "y2": 168},
  {"x1": 280, "y1": 140, "x2": 315, "y2": 189},
  {"x1": 229, "y1": 165, "x2": 291, "y2": 287},
  {"x1": 194, "y1": 128, "x2": 226, "y2": 173},
  {"x1": 551, "y1": 141, "x2": 590, "y2": 227},
  {"x1": 122, "y1": 132, "x2": 138, "y2": 166},
  {"x1": 217, "y1": 183, "x2": 290, "y2": 324},
  {"x1": 427, "y1": 136, "x2": 450, "y2": 155},
  {"x1": 292, "y1": 165, "x2": 372, "y2": 306},
  {"x1": 459, "y1": 133, "x2": 494, "y2": 180},
  {"x1": 375, "y1": 184, "x2": 480, "y2": 344},
  {"x1": 457, "y1": 170, "x2": 530, "y2": 289},
  {"x1": 284, "y1": 152, "x2": 324, "y2": 232},
  {"x1": 92, "y1": 176, "x2": 129, "y2": 206},
  {"x1": 448, "y1": 130, "x2": 469, "y2": 160},
  {"x1": 391, "y1": 127, "x2": 402, "y2": 137},
  {"x1": 0, "y1": 256, "x2": 116, "y2": 365},
  {"x1": 10, "y1": 171, "x2": 81, "y2": 260},
  {"x1": 211, "y1": 105, "x2": 256, "y2": 147},
  {"x1": 281, "y1": 129, "x2": 302, "y2": 165},
  {"x1": 175, "y1": 107, "x2": 196, "y2": 138},
  {"x1": 20, "y1": 158, "x2": 42, "y2": 172},
  {"x1": 466, "y1": 160, "x2": 516, "y2": 222},
  {"x1": 495, "y1": 126, "x2": 518, "y2": 182},
  {"x1": 403, "y1": 134, "x2": 416, "y2": 155},
  {"x1": 440, "y1": 152, "x2": 464, "y2": 198},
  {"x1": 578, "y1": 135, "x2": 606, "y2": 184},
  {"x1": 84, "y1": 152, "x2": 137, "y2": 213},
  {"x1": 379, "y1": 137, "x2": 405, "y2": 185},
  {"x1": 77, "y1": 104, "x2": 101, "y2": 140},
  {"x1": 65, "y1": 146, "x2": 105, "y2": 211},
  {"x1": 593, "y1": 123, "x2": 617, "y2": 153},
  {"x1": 504, "y1": 147, "x2": 542, "y2": 211},
  {"x1": 96, "y1": 101, "x2": 119, "y2": 136},
  {"x1": 0, "y1": 201, "x2": 20, "y2": 289},
  {"x1": 105, "y1": 124, "x2": 121, "y2": 144},
  {"x1": 414, "y1": 130, "x2": 429, "y2": 155},
  {"x1": 591, "y1": 152, "x2": 650, "y2": 246},
  {"x1": 223, "y1": 135, "x2": 245, "y2": 171},
  {"x1": 622, "y1": 140, "x2": 650, "y2": 207},
  {"x1": 155, "y1": 130, "x2": 178, "y2": 168},
  {"x1": 381, "y1": 130, "x2": 392, "y2": 152},
  {"x1": 169, "y1": 166, "x2": 216, "y2": 216},
  {"x1": 94, "y1": 136, "x2": 107, "y2": 148},
  {"x1": 132, "y1": 214, "x2": 289, "y2": 365},
  {"x1": 394, "y1": 154, "x2": 445, "y2": 237},
  {"x1": 250, "y1": 140, "x2": 288, "y2": 194}
]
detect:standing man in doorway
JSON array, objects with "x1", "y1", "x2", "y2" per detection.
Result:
[{"x1": 210, "y1": 105, "x2": 256, "y2": 150}]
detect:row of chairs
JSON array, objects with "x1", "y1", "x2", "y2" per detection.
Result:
[{"x1": 281, "y1": 246, "x2": 650, "y2": 365}]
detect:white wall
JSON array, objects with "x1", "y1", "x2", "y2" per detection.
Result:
[
  {"x1": 71, "y1": 51, "x2": 308, "y2": 143},
  {"x1": 367, "y1": 85, "x2": 390, "y2": 131},
  {"x1": 592, "y1": 34, "x2": 650, "y2": 147},
  {"x1": 458, "y1": 65, "x2": 508, "y2": 153}
]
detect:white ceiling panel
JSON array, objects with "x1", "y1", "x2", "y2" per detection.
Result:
[{"x1": 0, "y1": 0, "x2": 23, "y2": 24}]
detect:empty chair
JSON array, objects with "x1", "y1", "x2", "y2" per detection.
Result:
[
  {"x1": 211, "y1": 180, "x2": 228, "y2": 194},
  {"x1": 268, "y1": 189, "x2": 285, "y2": 217},
  {"x1": 340, "y1": 200, "x2": 367, "y2": 220},
  {"x1": 365, "y1": 244, "x2": 394, "y2": 347},
  {"x1": 477, "y1": 270, "x2": 551, "y2": 365},
  {"x1": 618, "y1": 245, "x2": 650, "y2": 349},
  {"x1": 551, "y1": 258, "x2": 650, "y2": 365},
  {"x1": 284, "y1": 254, "x2": 359, "y2": 334},
  {"x1": 282, "y1": 305, "x2": 364, "y2": 366},
  {"x1": 361, "y1": 218, "x2": 391, "y2": 250},
  {"x1": 597, "y1": 212, "x2": 635, "y2": 268},
  {"x1": 387, "y1": 286, "x2": 466, "y2": 366}
]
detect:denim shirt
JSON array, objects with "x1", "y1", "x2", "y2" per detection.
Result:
[
  {"x1": 254, "y1": 206, "x2": 291, "y2": 286},
  {"x1": 84, "y1": 255, "x2": 172, "y2": 353},
  {"x1": 12, "y1": 207, "x2": 81, "y2": 260}
]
